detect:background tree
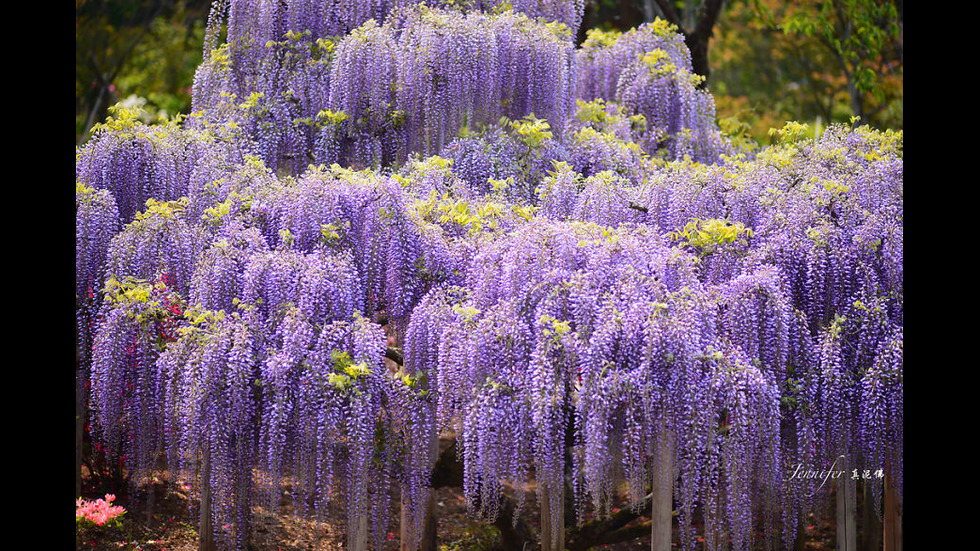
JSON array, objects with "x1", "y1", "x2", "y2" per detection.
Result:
[
  {"x1": 709, "y1": 0, "x2": 903, "y2": 141},
  {"x1": 767, "y1": 0, "x2": 902, "y2": 125},
  {"x1": 76, "y1": 0, "x2": 211, "y2": 145}
]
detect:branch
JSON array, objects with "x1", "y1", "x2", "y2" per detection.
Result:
[
  {"x1": 77, "y1": 1, "x2": 169, "y2": 145},
  {"x1": 690, "y1": 0, "x2": 725, "y2": 44},
  {"x1": 652, "y1": 0, "x2": 680, "y2": 27},
  {"x1": 385, "y1": 346, "x2": 404, "y2": 366},
  {"x1": 627, "y1": 202, "x2": 649, "y2": 214}
]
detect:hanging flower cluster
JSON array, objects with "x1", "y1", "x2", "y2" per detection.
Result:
[
  {"x1": 188, "y1": 2, "x2": 583, "y2": 172},
  {"x1": 76, "y1": 104, "x2": 243, "y2": 223},
  {"x1": 576, "y1": 20, "x2": 729, "y2": 163},
  {"x1": 323, "y1": 6, "x2": 577, "y2": 168}
]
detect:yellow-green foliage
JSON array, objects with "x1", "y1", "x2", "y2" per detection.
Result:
[
  {"x1": 398, "y1": 370, "x2": 428, "y2": 397},
  {"x1": 135, "y1": 197, "x2": 189, "y2": 221},
  {"x1": 646, "y1": 17, "x2": 680, "y2": 38},
  {"x1": 320, "y1": 222, "x2": 343, "y2": 242},
  {"x1": 641, "y1": 49, "x2": 677, "y2": 77},
  {"x1": 183, "y1": 306, "x2": 226, "y2": 328},
  {"x1": 452, "y1": 303, "x2": 482, "y2": 324},
  {"x1": 327, "y1": 349, "x2": 374, "y2": 392},
  {"x1": 238, "y1": 91, "x2": 264, "y2": 111},
  {"x1": 580, "y1": 27, "x2": 621, "y2": 52},
  {"x1": 574, "y1": 99, "x2": 647, "y2": 139},
  {"x1": 409, "y1": 189, "x2": 536, "y2": 237},
  {"x1": 575, "y1": 98, "x2": 612, "y2": 125},
  {"x1": 90, "y1": 102, "x2": 189, "y2": 139},
  {"x1": 316, "y1": 109, "x2": 349, "y2": 127},
  {"x1": 90, "y1": 104, "x2": 144, "y2": 134},
  {"x1": 76, "y1": 182, "x2": 99, "y2": 196},
  {"x1": 573, "y1": 220, "x2": 621, "y2": 248},
  {"x1": 768, "y1": 121, "x2": 810, "y2": 143},
  {"x1": 102, "y1": 275, "x2": 191, "y2": 336},
  {"x1": 202, "y1": 188, "x2": 254, "y2": 226},
  {"x1": 509, "y1": 115, "x2": 553, "y2": 148},
  {"x1": 670, "y1": 218, "x2": 753, "y2": 256},
  {"x1": 202, "y1": 200, "x2": 233, "y2": 225},
  {"x1": 103, "y1": 276, "x2": 155, "y2": 306},
  {"x1": 538, "y1": 314, "x2": 571, "y2": 345},
  {"x1": 755, "y1": 142, "x2": 798, "y2": 169}
]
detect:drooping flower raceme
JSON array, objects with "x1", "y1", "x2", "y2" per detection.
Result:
[
  {"x1": 576, "y1": 20, "x2": 730, "y2": 163},
  {"x1": 76, "y1": 106, "x2": 241, "y2": 223},
  {"x1": 89, "y1": 275, "x2": 186, "y2": 495},
  {"x1": 76, "y1": 183, "x2": 122, "y2": 373},
  {"x1": 157, "y1": 309, "x2": 260, "y2": 551},
  {"x1": 104, "y1": 198, "x2": 207, "y2": 300}
]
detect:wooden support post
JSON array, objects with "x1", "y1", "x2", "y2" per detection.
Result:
[
  {"x1": 794, "y1": 509, "x2": 807, "y2": 551},
  {"x1": 395, "y1": 323, "x2": 438, "y2": 551},
  {"x1": 835, "y1": 456, "x2": 856, "y2": 551},
  {"x1": 200, "y1": 447, "x2": 216, "y2": 551},
  {"x1": 399, "y1": 492, "x2": 414, "y2": 551},
  {"x1": 862, "y1": 481, "x2": 881, "y2": 551},
  {"x1": 76, "y1": 369, "x2": 84, "y2": 499},
  {"x1": 540, "y1": 483, "x2": 565, "y2": 551},
  {"x1": 351, "y1": 508, "x2": 369, "y2": 551},
  {"x1": 651, "y1": 424, "x2": 673, "y2": 551},
  {"x1": 401, "y1": 430, "x2": 439, "y2": 551},
  {"x1": 883, "y1": 473, "x2": 902, "y2": 551},
  {"x1": 418, "y1": 486, "x2": 438, "y2": 550},
  {"x1": 541, "y1": 484, "x2": 553, "y2": 551}
]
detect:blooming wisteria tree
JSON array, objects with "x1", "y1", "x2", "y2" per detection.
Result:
[{"x1": 76, "y1": 1, "x2": 903, "y2": 550}]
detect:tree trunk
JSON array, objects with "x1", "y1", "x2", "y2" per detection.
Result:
[
  {"x1": 351, "y1": 510, "x2": 369, "y2": 551},
  {"x1": 76, "y1": 350, "x2": 84, "y2": 499},
  {"x1": 541, "y1": 484, "x2": 553, "y2": 551},
  {"x1": 794, "y1": 508, "x2": 807, "y2": 551},
  {"x1": 653, "y1": 0, "x2": 725, "y2": 87},
  {"x1": 418, "y1": 492, "x2": 438, "y2": 550},
  {"x1": 393, "y1": 321, "x2": 439, "y2": 551}
]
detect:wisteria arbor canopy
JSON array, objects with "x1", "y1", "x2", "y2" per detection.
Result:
[{"x1": 75, "y1": 1, "x2": 903, "y2": 550}]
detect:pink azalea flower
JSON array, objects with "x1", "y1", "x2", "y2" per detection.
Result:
[{"x1": 76, "y1": 496, "x2": 127, "y2": 529}]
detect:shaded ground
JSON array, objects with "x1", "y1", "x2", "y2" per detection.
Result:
[
  {"x1": 76, "y1": 478, "x2": 837, "y2": 551},
  {"x1": 77, "y1": 435, "x2": 839, "y2": 551},
  {"x1": 75, "y1": 480, "x2": 519, "y2": 551}
]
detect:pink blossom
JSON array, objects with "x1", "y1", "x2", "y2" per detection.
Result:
[{"x1": 76, "y1": 496, "x2": 127, "y2": 529}]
